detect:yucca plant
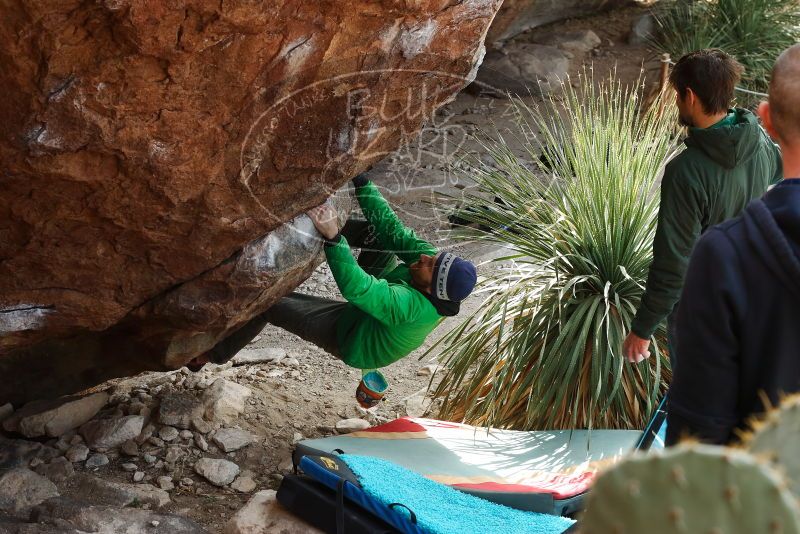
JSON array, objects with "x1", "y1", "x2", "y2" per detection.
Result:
[
  {"x1": 652, "y1": 0, "x2": 800, "y2": 99},
  {"x1": 430, "y1": 74, "x2": 680, "y2": 431}
]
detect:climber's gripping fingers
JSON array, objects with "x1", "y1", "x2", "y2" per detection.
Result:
[{"x1": 307, "y1": 203, "x2": 340, "y2": 240}]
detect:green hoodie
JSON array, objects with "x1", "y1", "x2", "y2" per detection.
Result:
[
  {"x1": 324, "y1": 181, "x2": 445, "y2": 369},
  {"x1": 631, "y1": 108, "x2": 782, "y2": 339}
]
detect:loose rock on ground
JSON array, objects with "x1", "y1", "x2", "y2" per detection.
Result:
[{"x1": 194, "y1": 458, "x2": 240, "y2": 487}]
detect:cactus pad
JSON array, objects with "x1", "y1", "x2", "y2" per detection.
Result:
[
  {"x1": 744, "y1": 394, "x2": 800, "y2": 498},
  {"x1": 581, "y1": 444, "x2": 800, "y2": 534}
]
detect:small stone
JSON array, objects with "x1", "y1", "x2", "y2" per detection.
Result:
[
  {"x1": 85, "y1": 453, "x2": 109, "y2": 468},
  {"x1": 191, "y1": 416, "x2": 213, "y2": 434},
  {"x1": 143, "y1": 453, "x2": 157, "y2": 464},
  {"x1": 283, "y1": 357, "x2": 300, "y2": 368},
  {"x1": 277, "y1": 456, "x2": 294, "y2": 474},
  {"x1": 231, "y1": 476, "x2": 257, "y2": 493},
  {"x1": 151, "y1": 520, "x2": 160, "y2": 527},
  {"x1": 417, "y1": 364, "x2": 442, "y2": 376},
  {"x1": 201, "y1": 379, "x2": 251, "y2": 424},
  {"x1": 121, "y1": 439, "x2": 140, "y2": 457},
  {"x1": 212, "y1": 428, "x2": 255, "y2": 452},
  {"x1": 165, "y1": 446, "x2": 184, "y2": 464},
  {"x1": 180, "y1": 477, "x2": 194, "y2": 486},
  {"x1": 335, "y1": 418, "x2": 371, "y2": 434},
  {"x1": 194, "y1": 458, "x2": 240, "y2": 486},
  {"x1": 136, "y1": 423, "x2": 156, "y2": 445},
  {"x1": 81, "y1": 415, "x2": 144, "y2": 449},
  {"x1": 149, "y1": 437, "x2": 165, "y2": 447},
  {"x1": 232, "y1": 347, "x2": 286, "y2": 366},
  {"x1": 158, "y1": 426, "x2": 179, "y2": 442},
  {"x1": 133, "y1": 471, "x2": 145, "y2": 482},
  {"x1": 291, "y1": 432, "x2": 304, "y2": 445},
  {"x1": 0, "y1": 468, "x2": 59, "y2": 513},
  {"x1": 127, "y1": 401, "x2": 148, "y2": 416},
  {"x1": 69, "y1": 434, "x2": 84, "y2": 445},
  {"x1": 266, "y1": 370, "x2": 285, "y2": 379},
  {"x1": 158, "y1": 392, "x2": 203, "y2": 430},
  {"x1": 65, "y1": 443, "x2": 90, "y2": 463},
  {"x1": 194, "y1": 434, "x2": 209, "y2": 452},
  {"x1": 35, "y1": 456, "x2": 74, "y2": 482},
  {"x1": 290, "y1": 370, "x2": 300, "y2": 379},
  {"x1": 121, "y1": 462, "x2": 138, "y2": 472},
  {"x1": 179, "y1": 430, "x2": 194, "y2": 440},
  {"x1": 157, "y1": 476, "x2": 174, "y2": 491},
  {"x1": 54, "y1": 436, "x2": 72, "y2": 452}
]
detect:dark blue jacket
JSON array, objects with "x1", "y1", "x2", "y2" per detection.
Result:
[{"x1": 667, "y1": 179, "x2": 800, "y2": 445}]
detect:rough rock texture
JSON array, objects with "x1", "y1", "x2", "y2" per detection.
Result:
[
  {"x1": 202, "y1": 378, "x2": 251, "y2": 424},
  {"x1": 335, "y1": 418, "x2": 371, "y2": 433},
  {"x1": 0, "y1": 436, "x2": 51, "y2": 470},
  {"x1": 224, "y1": 490, "x2": 323, "y2": 534},
  {"x1": 26, "y1": 497, "x2": 206, "y2": 534},
  {"x1": 35, "y1": 457, "x2": 75, "y2": 483},
  {"x1": 0, "y1": 468, "x2": 59, "y2": 514},
  {"x1": 194, "y1": 457, "x2": 240, "y2": 487},
  {"x1": 476, "y1": 43, "x2": 570, "y2": 95},
  {"x1": 231, "y1": 347, "x2": 286, "y2": 366},
  {"x1": 80, "y1": 415, "x2": 144, "y2": 449},
  {"x1": 159, "y1": 392, "x2": 203, "y2": 430},
  {"x1": 72, "y1": 474, "x2": 171, "y2": 508},
  {"x1": 212, "y1": 427, "x2": 255, "y2": 452},
  {"x1": 486, "y1": 0, "x2": 633, "y2": 47},
  {"x1": 2, "y1": 392, "x2": 109, "y2": 438},
  {"x1": 0, "y1": 0, "x2": 502, "y2": 405}
]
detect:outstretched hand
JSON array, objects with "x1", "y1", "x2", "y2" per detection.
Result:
[
  {"x1": 307, "y1": 203, "x2": 339, "y2": 240},
  {"x1": 623, "y1": 332, "x2": 651, "y2": 363}
]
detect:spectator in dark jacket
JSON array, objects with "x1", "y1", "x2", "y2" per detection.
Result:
[{"x1": 667, "y1": 44, "x2": 800, "y2": 445}]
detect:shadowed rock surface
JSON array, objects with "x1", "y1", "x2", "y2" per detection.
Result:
[
  {"x1": 0, "y1": 0, "x2": 501, "y2": 405},
  {"x1": 486, "y1": 0, "x2": 633, "y2": 47}
]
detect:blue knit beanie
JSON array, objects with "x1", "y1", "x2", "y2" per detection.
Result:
[{"x1": 433, "y1": 252, "x2": 477, "y2": 302}]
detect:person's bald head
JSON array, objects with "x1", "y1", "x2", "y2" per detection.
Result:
[{"x1": 760, "y1": 44, "x2": 800, "y2": 146}]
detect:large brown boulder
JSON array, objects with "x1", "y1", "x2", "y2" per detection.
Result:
[{"x1": 0, "y1": 0, "x2": 500, "y2": 405}]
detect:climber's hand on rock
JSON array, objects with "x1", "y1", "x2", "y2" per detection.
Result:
[{"x1": 308, "y1": 204, "x2": 339, "y2": 240}]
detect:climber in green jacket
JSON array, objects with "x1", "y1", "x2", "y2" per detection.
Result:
[
  {"x1": 623, "y1": 49, "x2": 783, "y2": 368},
  {"x1": 195, "y1": 173, "x2": 477, "y2": 372}
]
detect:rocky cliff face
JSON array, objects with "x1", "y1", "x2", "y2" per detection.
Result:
[{"x1": 0, "y1": 0, "x2": 500, "y2": 404}]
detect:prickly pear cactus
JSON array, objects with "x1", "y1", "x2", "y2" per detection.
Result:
[
  {"x1": 581, "y1": 444, "x2": 800, "y2": 534},
  {"x1": 744, "y1": 394, "x2": 800, "y2": 498}
]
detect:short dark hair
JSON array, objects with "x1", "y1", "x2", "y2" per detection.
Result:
[
  {"x1": 769, "y1": 44, "x2": 800, "y2": 142},
  {"x1": 669, "y1": 49, "x2": 744, "y2": 114}
]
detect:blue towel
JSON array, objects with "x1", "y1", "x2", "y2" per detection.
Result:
[{"x1": 341, "y1": 454, "x2": 575, "y2": 534}]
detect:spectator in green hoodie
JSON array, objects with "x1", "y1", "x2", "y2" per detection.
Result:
[{"x1": 623, "y1": 49, "x2": 783, "y2": 367}]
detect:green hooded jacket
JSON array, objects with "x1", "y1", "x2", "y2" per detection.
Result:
[
  {"x1": 631, "y1": 108, "x2": 782, "y2": 339},
  {"x1": 324, "y1": 181, "x2": 445, "y2": 369}
]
